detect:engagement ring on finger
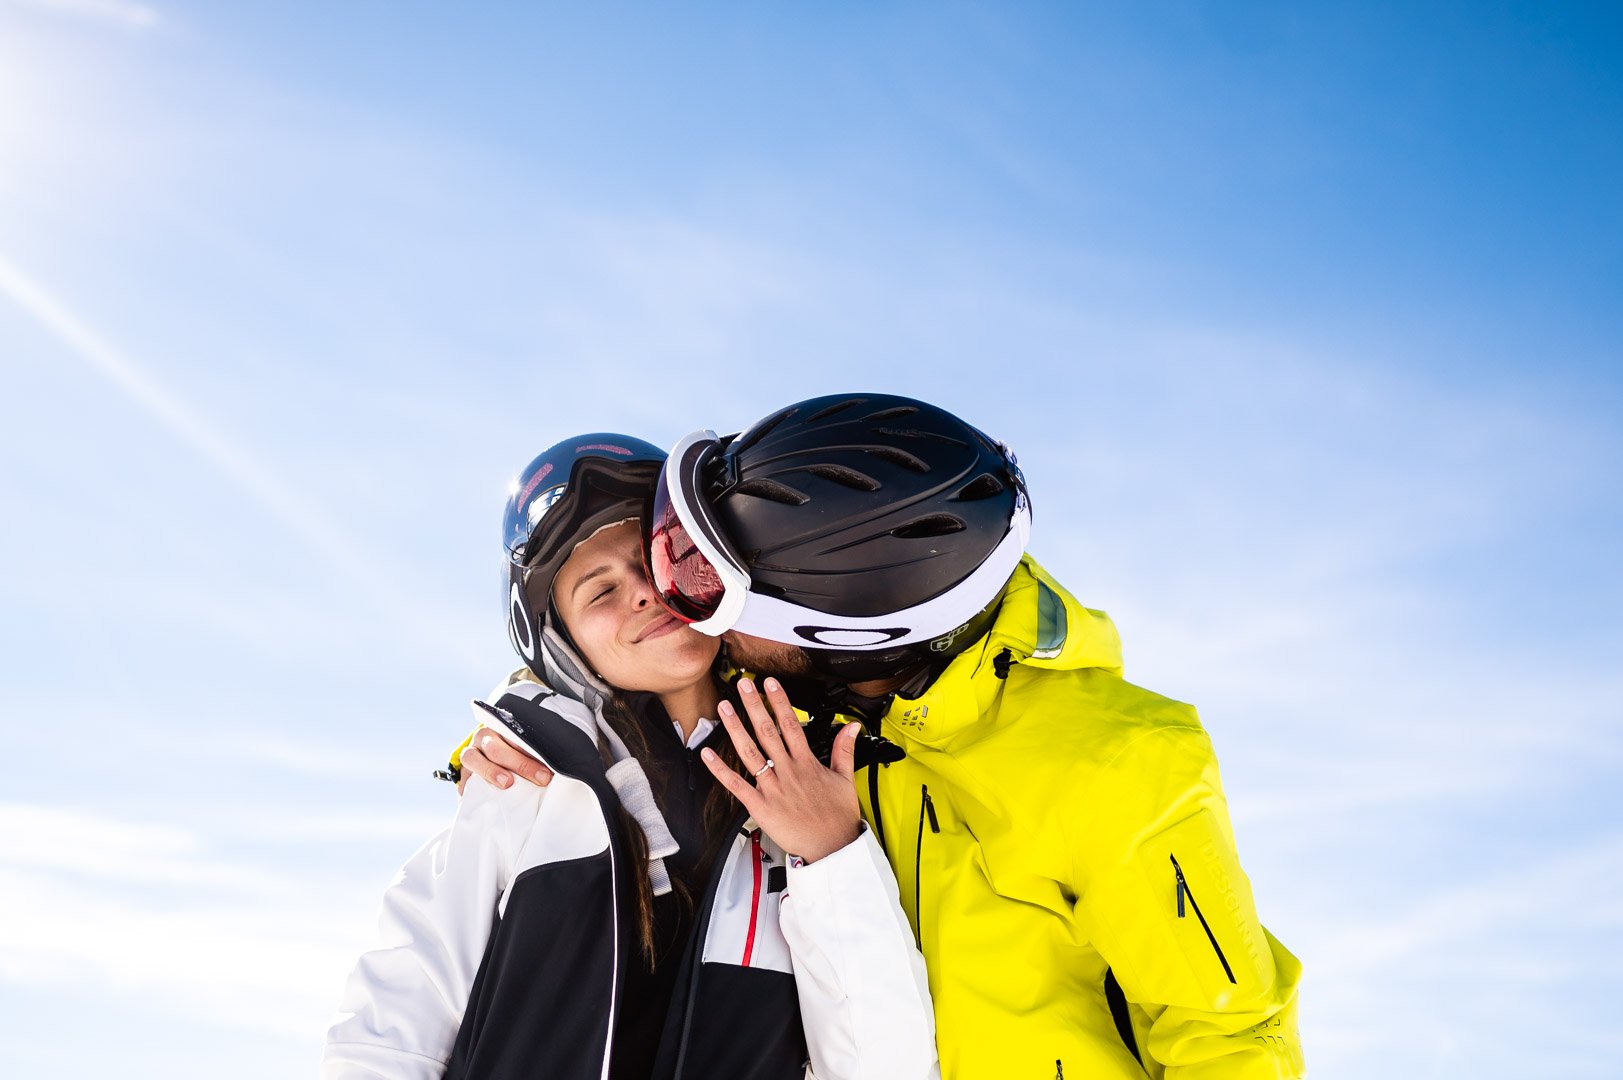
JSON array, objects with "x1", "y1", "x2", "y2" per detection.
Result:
[{"x1": 753, "y1": 759, "x2": 775, "y2": 777}]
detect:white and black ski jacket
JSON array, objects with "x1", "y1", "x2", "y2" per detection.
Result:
[{"x1": 322, "y1": 683, "x2": 939, "y2": 1080}]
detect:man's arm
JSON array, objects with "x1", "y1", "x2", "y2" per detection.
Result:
[
  {"x1": 1072, "y1": 720, "x2": 1305, "y2": 1080},
  {"x1": 447, "y1": 671, "x2": 560, "y2": 793}
]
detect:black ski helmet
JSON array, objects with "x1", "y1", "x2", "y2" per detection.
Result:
[
  {"x1": 700, "y1": 393, "x2": 1029, "y2": 681},
  {"x1": 503, "y1": 433, "x2": 665, "y2": 700}
]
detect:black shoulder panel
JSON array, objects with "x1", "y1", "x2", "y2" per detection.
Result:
[{"x1": 446, "y1": 853, "x2": 618, "y2": 1080}]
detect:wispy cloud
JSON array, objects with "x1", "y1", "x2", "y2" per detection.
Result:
[
  {"x1": 0, "y1": 803, "x2": 399, "y2": 1040},
  {"x1": 0, "y1": 252, "x2": 486, "y2": 677},
  {"x1": 1313, "y1": 831, "x2": 1623, "y2": 976},
  {"x1": 5, "y1": 0, "x2": 158, "y2": 29},
  {"x1": 1299, "y1": 831, "x2": 1623, "y2": 1076}
]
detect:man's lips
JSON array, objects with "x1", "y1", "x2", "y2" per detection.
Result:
[{"x1": 633, "y1": 613, "x2": 681, "y2": 643}]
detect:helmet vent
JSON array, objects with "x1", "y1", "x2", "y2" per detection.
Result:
[
  {"x1": 804, "y1": 398, "x2": 868, "y2": 423},
  {"x1": 864, "y1": 446, "x2": 930, "y2": 473},
  {"x1": 876, "y1": 426, "x2": 969, "y2": 447},
  {"x1": 891, "y1": 514, "x2": 966, "y2": 539},
  {"x1": 804, "y1": 464, "x2": 881, "y2": 491},
  {"x1": 862, "y1": 405, "x2": 919, "y2": 422},
  {"x1": 735, "y1": 478, "x2": 811, "y2": 505},
  {"x1": 733, "y1": 407, "x2": 797, "y2": 453},
  {"x1": 953, "y1": 472, "x2": 1006, "y2": 501}
]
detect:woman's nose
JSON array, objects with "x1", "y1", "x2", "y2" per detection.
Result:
[{"x1": 628, "y1": 573, "x2": 653, "y2": 607}]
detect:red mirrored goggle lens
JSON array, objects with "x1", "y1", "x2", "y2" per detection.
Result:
[{"x1": 644, "y1": 475, "x2": 728, "y2": 623}]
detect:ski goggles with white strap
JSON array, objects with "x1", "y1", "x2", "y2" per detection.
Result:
[{"x1": 643, "y1": 429, "x2": 1032, "y2": 649}]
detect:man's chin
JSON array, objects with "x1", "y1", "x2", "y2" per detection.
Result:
[{"x1": 722, "y1": 631, "x2": 816, "y2": 677}]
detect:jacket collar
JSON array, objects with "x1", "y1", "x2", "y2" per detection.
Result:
[{"x1": 881, "y1": 556, "x2": 1123, "y2": 748}]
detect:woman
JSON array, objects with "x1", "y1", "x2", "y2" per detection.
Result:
[{"x1": 322, "y1": 434, "x2": 937, "y2": 1080}]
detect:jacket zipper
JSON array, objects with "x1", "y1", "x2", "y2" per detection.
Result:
[
  {"x1": 1170, "y1": 853, "x2": 1237, "y2": 984},
  {"x1": 741, "y1": 829, "x2": 764, "y2": 967},
  {"x1": 914, "y1": 786, "x2": 939, "y2": 943},
  {"x1": 671, "y1": 809, "x2": 752, "y2": 1079}
]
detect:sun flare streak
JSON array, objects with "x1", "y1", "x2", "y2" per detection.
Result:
[{"x1": 0, "y1": 251, "x2": 485, "y2": 675}]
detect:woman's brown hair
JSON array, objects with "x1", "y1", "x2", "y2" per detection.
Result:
[{"x1": 595, "y1": 680, "x2": 745, "y2": 967}]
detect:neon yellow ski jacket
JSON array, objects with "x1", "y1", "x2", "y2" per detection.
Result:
[{"x1": 857, "y1": 557, "x2": 1304, "y2": 1079}]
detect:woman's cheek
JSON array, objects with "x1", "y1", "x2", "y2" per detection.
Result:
[{"x1": 574, "y1": 612, "x2": 621, "y2": 674}]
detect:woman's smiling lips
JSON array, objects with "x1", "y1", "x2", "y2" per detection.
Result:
[{"x1": 633, "y1": 613, "x2": 682, "y2": 643}]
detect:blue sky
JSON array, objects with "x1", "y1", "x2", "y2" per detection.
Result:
[{"x1": 1, "y1": 2, "x2": 1619, "y2": 1076}]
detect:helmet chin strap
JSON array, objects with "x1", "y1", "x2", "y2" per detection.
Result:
[
  {"x1": 537, "y1": 617, "x2": 611, "y2": 710},
  {"x1": 534, "y1": 609, "x2": 682, "y2": 897},
  {"x1": 805, "y1": 645, "x2": 933, "y2": 687}
]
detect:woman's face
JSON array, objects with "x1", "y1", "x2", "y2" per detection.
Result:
[{"x1": 547, "y1": 520, "x2": 720, "y2": 695}]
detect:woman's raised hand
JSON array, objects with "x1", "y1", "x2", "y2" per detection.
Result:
[{"x1": 700, "y1": 677, "x2": 863, "y2": 864}]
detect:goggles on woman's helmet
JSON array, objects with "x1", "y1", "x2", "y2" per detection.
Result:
[{"x1": 501, "y1": 434, "x2": 665, "y2": 673}]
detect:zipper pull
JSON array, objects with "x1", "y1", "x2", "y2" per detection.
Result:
[
  {"x1": 923, "y1": 786, "x2": 940, "y2": 833},
  {"x1": 1172, "y1": 857, "x2": 1187, "y2": 918}
]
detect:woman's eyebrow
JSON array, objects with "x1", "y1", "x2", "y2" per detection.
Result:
[{"x1": 569, "y1": 564, "x2": 614, "y2": 600}]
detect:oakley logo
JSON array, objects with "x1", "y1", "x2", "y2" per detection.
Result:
[
  {"x1": 794, "y1": 626, "x2": 910, "y2": 647},
  {"x1": 509, "y1": 583, "x2": 538, "y2": 661}
]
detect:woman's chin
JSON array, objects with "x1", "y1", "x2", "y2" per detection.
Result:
[
  {"x1": 608, "y1": 632, "x2": 720, "y2": 694},
  {"x1": 661, "y1": 636, "x2": 722, "y2": 680}
]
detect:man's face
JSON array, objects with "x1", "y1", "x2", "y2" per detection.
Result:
[{"x1": 722, "y1": 631, "x2": 816, "y2": 678}]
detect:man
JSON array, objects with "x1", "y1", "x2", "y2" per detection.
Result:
[{"x1": 466, "y1": 393, "x2": 1305, "y2": 1079}]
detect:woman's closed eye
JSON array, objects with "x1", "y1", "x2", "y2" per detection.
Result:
[{"x1": 589, "y1": 583, "x2": 615, "y2": 605}]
